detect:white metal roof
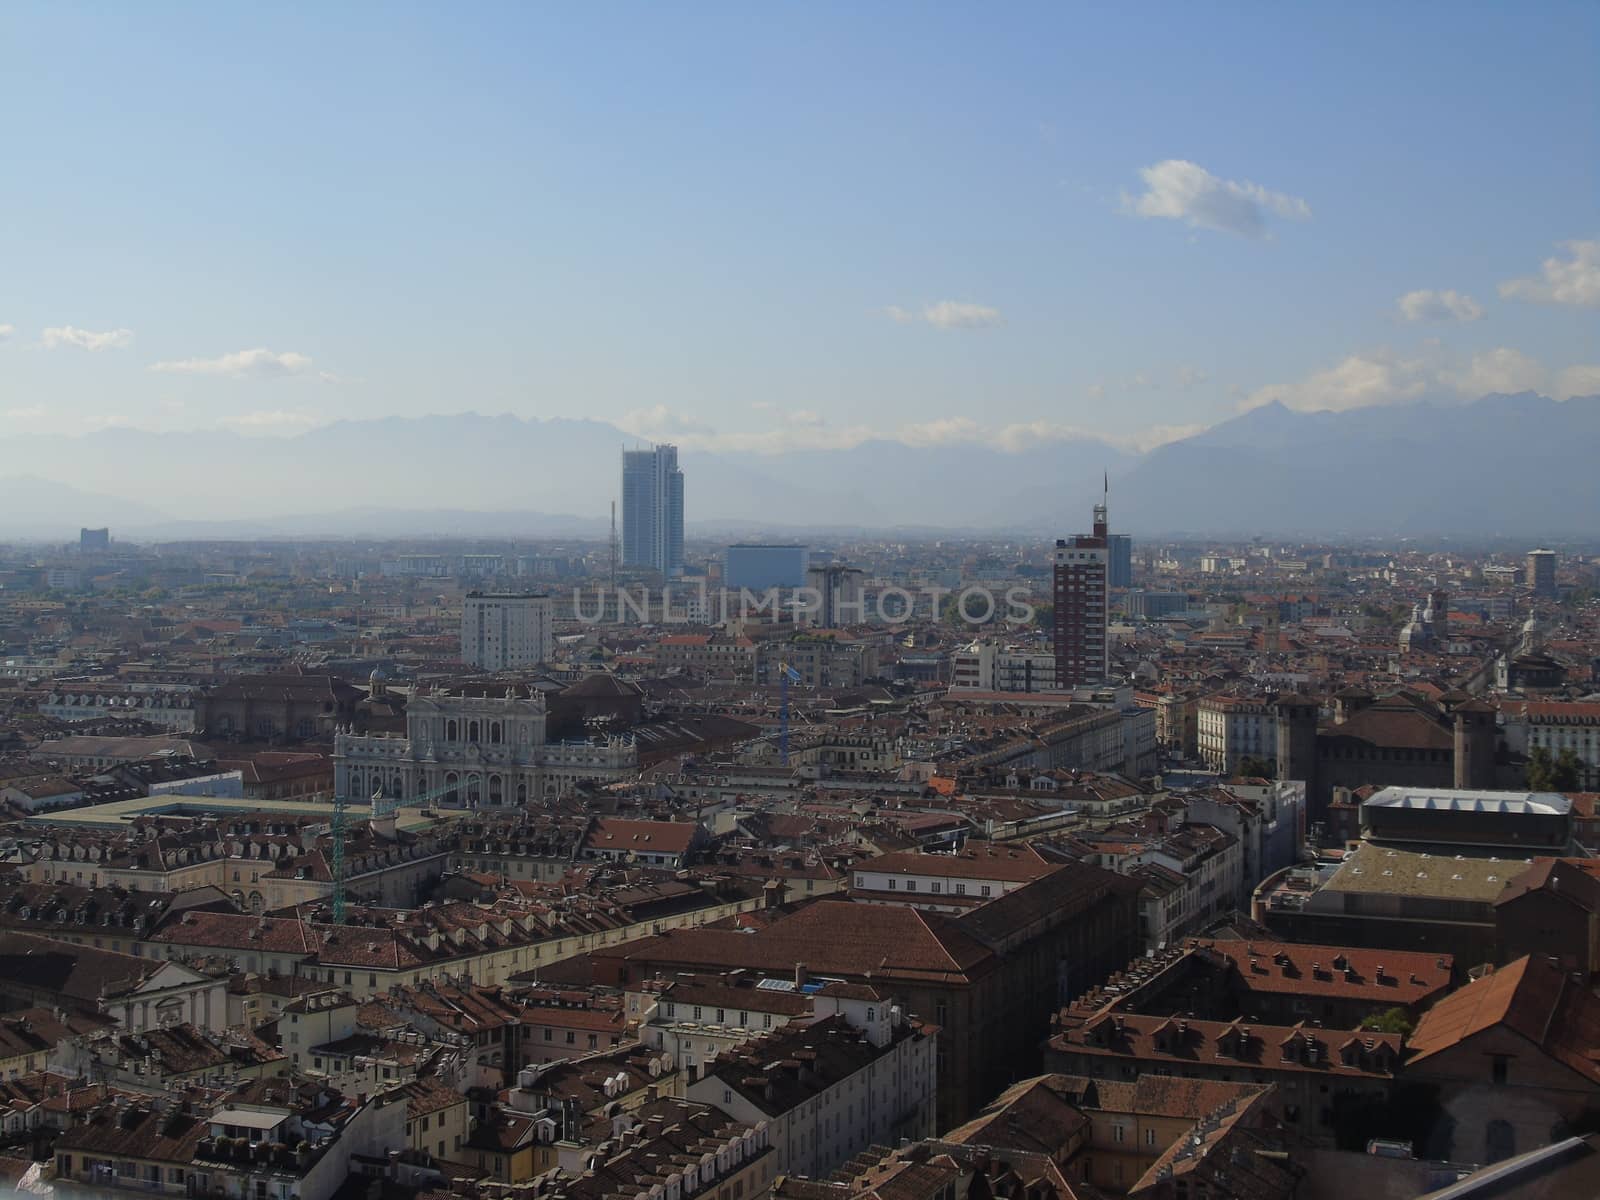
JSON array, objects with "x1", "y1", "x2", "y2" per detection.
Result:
[{"x1": 1363, "y1": 786, "x2": 1570, "y2": 817}]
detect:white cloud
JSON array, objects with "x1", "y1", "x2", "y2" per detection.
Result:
[
  {"x1": 1173, "y1": 365, "x2": 1208, "y2": 389},
  {"x1": 615, "y1": 404, "x2": 717, "y2": 440},
  {"x1": 1242, "y1": 342, "x2": 1596, "y2": 413},
  {"x1": 150, "y1": 347, "x2": 318, "y2": 380},
  {"x1": 41, "y1": 325, "x2": 133, "y2": 351},
  {"x1": 1397, "y1": 289, "x2": 1484, "y2": 323},
  {"x1": 1122, "y1": 159, "x2": 1310, "y2": 238},
  {"x1": 1556, "y1": 364, "x2": 1600, "y2": 399},
  {"x1": 609, "y1": 405, "x2": 1202, "y2": 456},
  {"x1": 1499, "y1": 240, "x2": 1600, "y2": 309},
  {"x1": 1243, "y1": 350, "x2": 1431, "y2": 412},
  {"x1": 1443, "y1": 347, "x2": 1547, "y2": 396},
  {"x1": 0, "y1": 325, "x2": 14, "y2": 342},
  {"x1": 1, "y1": 406, "x2": 46, "y2": 421},
  {"x1": 898, "y1": 417, "x2": 984, "y2": 447},
  {"x1": 884, "y1": 300, "x2": 1003, "y2": 329}
]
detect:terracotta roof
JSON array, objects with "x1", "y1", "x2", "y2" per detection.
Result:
[
  {"x1": 1193, "y1": 937, "x2": 1454, "y2": 1006},
  {"x1": 599, "y1": 896, "x2": 998, "y2": 986},
  {"x1": 1495, "y1": 857, "x2": 1600, "y2": 913},
  {"x1": 940, "y1": 1075, "x2": 1089, "y2": 1156},
  {"x1": 861, "y1": 845, "x2": 1061, "y2": 884},
  {"x1": 1320, "y1": 693, "x2": 1452, "y2": 751},
  {"x1": 1046, "y1": 1073, "x2": 1271, "y2": 1120},
  {"x1": 1051, "y1": 1012, "x2": 1400, "y2": 1079},
  {"x1": 1407, "y1": 955, "x2": 1600, "y2": 1084},
  {"x1": 584, "y1": 818, "x2": 700, "y2": 855}
]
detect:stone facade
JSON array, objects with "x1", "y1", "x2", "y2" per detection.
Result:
[{"x1": 335, "y1": 684, "x2": 636, "y2": 807}]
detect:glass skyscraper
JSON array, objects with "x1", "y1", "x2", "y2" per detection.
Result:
[{"x1": 621, "y1": 443, "x2": 685, "y2": 577}]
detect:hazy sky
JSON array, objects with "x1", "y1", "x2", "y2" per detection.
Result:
[{"x1": 2, "y1": 2, "x2": 1596, "y2": 453}]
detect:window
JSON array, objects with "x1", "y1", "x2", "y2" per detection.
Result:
[
  {"x1": 1492, "y1": 1055, "x2": 1509, "y2": 1085},
  {"x1": 1113, "y1": 1123, "x2": 1125, "y2": 1143},
  {"x1": 980, "y1": 885, "x2": 992, "y2": 898},
  {"x1": 1145, "y1": 1128, "x2": 1157, "y2": 1147},
  {"x1": 544, "y1": 1028, "x2": 553, "y2": 1042},
  {"x1": 565, "y1": 1031, "x2": 575, "y2": 1044},
  {"x1": 694, "y1": 1006, "x2": 703, "y2": 1019},
  {"x1": 763, "y1": 1014, "x2": 772, "y2": 1029},
  {"x1": 717, "y1": 1008, "x2": 725, "y2": 1023}
]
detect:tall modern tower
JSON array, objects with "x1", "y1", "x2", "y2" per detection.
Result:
[
  {"x1": 621, "y1": 444, "x2": 685, "y2": 577},
  {"x1": 1107, "y1": 533, "x2": 1133, "y2": 589},
  {"x1": 1527, "y1": 548, "x2": 1557, "y2": 599},
  {"x1": 1053, "y1": 498, "x2": 1110, "y2": 689}
]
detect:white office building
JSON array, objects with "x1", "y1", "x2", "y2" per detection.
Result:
[{"x1": 461, "y1": 591, "x2": 553, "y2": 669}]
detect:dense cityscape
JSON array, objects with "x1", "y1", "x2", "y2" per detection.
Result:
[
  {"x1": 0, "y1": 443, "x2": 1595, "y2": 1200},
  {"x1": 6, "y1": 3, "x2": 1598, "y2": 1197}
]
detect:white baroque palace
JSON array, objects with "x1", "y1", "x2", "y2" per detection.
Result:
[{"x1": 334, "y1": 684, "x2": 635, "y2": 807}]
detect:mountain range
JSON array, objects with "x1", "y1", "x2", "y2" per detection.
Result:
[{"x1": 0, "y1": 391, "x2": 1594, "y2": 540}]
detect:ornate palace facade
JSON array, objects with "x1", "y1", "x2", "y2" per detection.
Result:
[{"x1": 334, "y1": 683, "x2": 635, "y2": 807}]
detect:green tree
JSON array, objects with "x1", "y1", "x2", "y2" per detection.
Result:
[
  {"x1": 1360, "y1": 1007, "x2": 1415, "y2": 1036},
  {"x1": 1236, "y1": 755, "x2": 1276, "y2": 779},
  {"x1": 1527, "y1": 746, "x2": 1583, "y2": 792}
]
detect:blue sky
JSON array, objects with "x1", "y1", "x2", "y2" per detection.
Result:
[{"x1": 2, "y1": 1, "x2": 1596, "y2": 452}]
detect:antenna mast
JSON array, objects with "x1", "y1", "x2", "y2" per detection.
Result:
[{"x1": 609, "y1": 500, "x2": 619, "y2": 586}]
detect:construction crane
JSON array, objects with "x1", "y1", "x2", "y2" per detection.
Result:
[{"x1": 779, "y1": 662, "x2": 802, "y2": 765}]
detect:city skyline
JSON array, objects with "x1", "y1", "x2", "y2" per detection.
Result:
[{"x1": 2, "y1": 3, "x2": 1596, "y2": 458}]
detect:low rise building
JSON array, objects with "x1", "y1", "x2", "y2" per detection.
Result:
[
  {"x1": 685, "y1": 1010, "x2": 934, "y2": 1179},
  {"x1": 1046, "y1": 1008, "x2": 1399, "y2": 1148},
  {"x1": 1406, "y1": 954, "x2": 1600, "y2": 1165}
]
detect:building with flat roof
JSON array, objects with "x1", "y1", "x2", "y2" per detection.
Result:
[
  {"x1": 1053, "y1": 500, "x2": 1110, "y2": 689},
  {"x1": 725, "y1": 543, "x2": 808, "y2": 590},
  {"x1": 1360, "y1": 786, "x2": 1574, "y2": 855},
  {"x1": 1526, "y1": 547, "x2": 1557, "y2": 598},
  {"x1": 461, "y1": 590, "x2": 553, "y2": 669},
  {"x1": 1256, "y1": 842, "x2": 1524, "y2": 964},
  {"x1": 622, "y1": 443, "x2": 685, "y2": 577}
]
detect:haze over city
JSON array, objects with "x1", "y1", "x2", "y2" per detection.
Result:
[
  {"x1": 3, "y1": 3, "x2": 1598, "y2": 537},
  {"x1": 6, "y1": 6, "x2": 1600, "y2": 1198}
]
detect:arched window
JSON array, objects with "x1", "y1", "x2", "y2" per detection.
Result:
[
  {"x1": 444, "y1": 772, "x2": 460, "y2": 806},
  {"x1": 489, "y1": 776, "x2": 504, "y2": 806},
  {"x1": 248, "y1": 892, "x2": 264, "y2": 915},
  {"x1": 490, "y1": 722, "x2": 503, "y2": 745},
  {"x1": 466, "y1": 774, "x2": 482, "y2": 807},
  {"x1": 468, "y1": 720, "x2": 480, "y2": 743},
  {"x1": 516, "y1": 781, "x2": 528, "y2": 805},
  {"x1": 446, "y1": 720, "x2": 458, "y2": 742}
]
